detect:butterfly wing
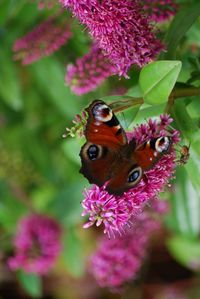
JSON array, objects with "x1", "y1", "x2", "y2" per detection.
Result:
[
  {"x1": 80, "y1": 100, "x2": 172, "y2": 195},
  {"x1": 80, "y1": 100, "x2": 128, "y2": 187},
  {"x1": 84, "y1": 100, "x2": 127, "y2": 148},
  {"x1": 133, "y1": 136, "x2": 172, "y2": 170},
  {"x1": 105, "y1": 136, "x2": 172, "y2": 195}
]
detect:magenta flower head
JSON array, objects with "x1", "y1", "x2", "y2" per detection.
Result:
[
  {"x1": 141, "y1": 0, "x2": 177, "y2": 23},
  {"x1": 66, "y1": 45, "x2": 116, "y2": 95},
  {"x1": 82, "y1": 115, "x2": 180, "y2": 235},
  {"x1": 91, "y1": 211, "x2": 160, "y2": 290},
  {"x1": 8, "y1": 214, "x2": 61, "y2": 275},
  {"x1": 60, "y1": 0, "x2": 163, "y2": 77},
  {"x1": 13, "y1": 16, "x2": 72, "y2": 64}
]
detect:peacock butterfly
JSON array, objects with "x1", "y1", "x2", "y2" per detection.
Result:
[{"x1": 79, "y1": 100, "x2": 172, "y2": 195}]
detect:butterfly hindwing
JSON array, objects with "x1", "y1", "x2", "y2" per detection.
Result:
[
  {"x1": 133, "y1": 136, "x2": 172, "y2": 170},
  {"x1": 104, "y1": 136, "x2": 172, "y2": 195}
]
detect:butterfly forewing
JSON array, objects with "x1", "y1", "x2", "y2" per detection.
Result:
[{"x1": 84, "y1": 100, "x2": 127, "y2": 148}]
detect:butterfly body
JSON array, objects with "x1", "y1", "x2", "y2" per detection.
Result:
[{"x1": 80, "y1": 100, "x2": 172, "y2": 195}]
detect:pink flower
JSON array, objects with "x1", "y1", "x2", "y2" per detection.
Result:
[
  {"x1": 66, "y1": 45, "x2": 116, "y2": 95},
  {"x1": 91, "y1": 211, "x2": 160, "y2": 290},
  {"x1": 82, "y1": 185, "x2": 137, "y2": 237},
  {"x1": 8, "y1": 214, "x2": 61, "y2": 274},
  {"x1": 13, "y1": 16, "x2": 72, "y2": 64},
  {"x1": 82, "y1": 115, "x2": 180, "y2": 235},
  {"x1": 60, "y1": 0, "x2": 163, "y2": 77},
  {"x1": 141, "y1": 0, "x2": 177, "y2": 23}
]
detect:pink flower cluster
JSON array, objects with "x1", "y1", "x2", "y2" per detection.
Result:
[
  {"x1": 8, "y1": 214, "x2": 61, "y2": 274},
  {"x1": 65, "y1": 45, "x2": 116, "y2": 95},
  {"x1": 141, "y1": 0, "x2": 177, "y2": 23},
  {"x1": 91, "y1": 211, "x2": 160, "y2": 290},
  {"x1": 60, "y1": 0, "x2": 163, "y2": 77},
  {"x1": 13, "y1": 17, "x2": 72, "y2": 64},
  {"x1": 82, "y1": 115, "x2": 180, "y2": 235}
]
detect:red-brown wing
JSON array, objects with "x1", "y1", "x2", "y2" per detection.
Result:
[
  {"x1": 79, "y1": 142, "x2": 116, "y2": 187},
  {"x1": 104, "y1": 136, "x2": 172, "y2": 195},
  {"x1": 79, "y1": 100, "x2": 127, "y2": 187},
  {"x1": 133, "y1": 136, "x2": 172, "y2": 170},
  {"x1": 84, "y1": 100, "x2": 127, "y2": 149},
  {"x1": 105, "y1": 159, "x2": 143, "y2": 195}
]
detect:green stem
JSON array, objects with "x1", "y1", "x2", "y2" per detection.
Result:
[
  {"x1": 171, "y1": 87, "x2": 200, "y2": 99},
  {"x1": 110, "y1": 87, "x2": 200, "y2": 114},
  {"x1": 165, "y1": 86, "x2": 200, "y2": 113},
  {"x1": 110, "y1": 97, "x2": 143, "y2": 113}
]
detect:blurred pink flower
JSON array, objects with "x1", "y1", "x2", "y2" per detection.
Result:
[
  {"x1": 66, "y1": 45, "x2": 116, "y2": 95},
  {"x1": 141, "y1": 0, "x2": 177, "y2": 23},
  {"x1": 60, "y1": 0, "x2": 163, "y2": 77},
  {"x1": 13, "y1": 16, "x2": 72, "y2": 64},
  {"x1": 82, "y1": 115, "x2": 180, "y2": 235},
  {"x1": 30, "y1": 0, "x2": 57, "y2": 9},
  {"x1": 8, "y1": 214, "x2": 61, "y2": 274},
  {"x1": 91, "y1": 211, "x2": 160, "y2": 290},
  {"x1": 160, "y1": 287, "x2": 189, "y2": 299}
]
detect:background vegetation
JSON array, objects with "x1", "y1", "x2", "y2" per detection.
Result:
[{"x1": 1, "y1": 0, "x2": 200, "y2": 298}]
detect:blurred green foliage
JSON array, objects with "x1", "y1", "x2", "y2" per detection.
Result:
[{"x1": 1, "y1": 0, "x2": 200, "y2": 298}]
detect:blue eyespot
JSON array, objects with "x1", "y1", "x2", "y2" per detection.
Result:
[
  {"x1": 127, "y1": 167, "x2": 142, "y2": 185},
  {"x1": 128, "y1": 170, "x2": 140, "y2": 182},
  {"x1": 87, "y1": 145, "x2": 99, "y2": 160}
]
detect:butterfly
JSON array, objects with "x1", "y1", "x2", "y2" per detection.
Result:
[{"x1": 79, "y1": 100, "x2": 172, "y2": 195}]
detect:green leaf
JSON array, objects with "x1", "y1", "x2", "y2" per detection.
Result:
[
  {"x1": 0, "y1": 184, "x2": 26, "y2": 233},
  {"x1": 17, "y1": 271, "x2": 42, "y2": 298},
  {"x1": 31, "y1": 185, "x2": 56, "y2": 212},
  {"x1": 30, "y1": 58, "x2": 82, "y2": 118},
  {"x1": 62, "y1": 138, "x2": 82, "y2": 166},
  {"x1": 172, "y1": 101, "x2": 200, "y2": 190},
  {"x1": 166, "y1": 167, "x2": 200, "y2": 237},
  {"x1": 132, "y1": 103, "x2": 166, "y2": 124},
  {"x1": 187, "y1": 96, "x2": 200, "y2": 119},
  {"x1": 186, "y1": 19, "x2": 200, "y2": 48},
  {"x1": 166, "y1": 235, "x2": 200, "y2": 271},
  {"x1": 62, "y1": 228, "x2": 84, "y2": 277},
  {"x1": 47, "y1": 181, "x2": 87, "y2": 226},
  {"x1": 161, "y1": 2, "x2": 200, "y2": 59},
  {"x1": 139, "y1": 61, "x2": 182, "y2": 105},
  {"x1": 0, "y1": 50, "x2": 22, "y2": 110}
]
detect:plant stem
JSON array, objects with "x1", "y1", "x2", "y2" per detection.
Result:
[
  {"x1": 110, "y1": 86, "x2": 200, "y2": 114},
  {"x1": 165, "y1": 86, "x2": 200, "y2": 113},
  {"x1": 111, "y1": 97, "x2": 143, "y2": 113},
  {"x1": 170, "y1": 87, "x2": 200, "y2": 99}
]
